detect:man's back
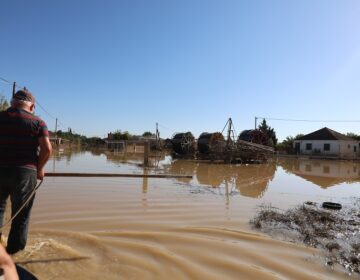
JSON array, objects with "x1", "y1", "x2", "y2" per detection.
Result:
[
  {"x1": 0, "y1": 90, "x2": 52, "y2": 255},
  {"x1": 0, "y1": 107, "x2": 48, "y2": 170}
]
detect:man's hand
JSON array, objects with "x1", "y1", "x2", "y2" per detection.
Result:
[
  {"x1": 0, "y1": 245, "x2": 19, "y2": 280},
  {"x1": 37, "y1": 137, "x2": 52, "y2": 179},
  {"x1": 37, "y1": 168, "x2": 45, "y2": 180}
]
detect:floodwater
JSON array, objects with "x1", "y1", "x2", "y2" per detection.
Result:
[{"x1": 8, "y1": 150, "x2": 360, "y2": 279}]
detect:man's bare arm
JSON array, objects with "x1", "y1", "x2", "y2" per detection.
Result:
[{"x1": 37, "y1": 137, "x2": 52, "y2": 180}]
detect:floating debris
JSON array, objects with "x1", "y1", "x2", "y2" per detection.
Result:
[{"x1": 251, "y1": 199, "x2": 360, "y2": 275}]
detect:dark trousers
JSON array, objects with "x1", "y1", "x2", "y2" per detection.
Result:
[{"x1": 0, "y1": 168, "x2": 37, "y2": 254}]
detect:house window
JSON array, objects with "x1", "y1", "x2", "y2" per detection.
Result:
[
  {"x1": 348, "y1": 144, "x2": 351, "y2": 149},
  {"x1": 323, "y1": 166, "x2": 330, "y2": 174},
  {"x1": 324, "y1": 144, "x2": 330, "y2": 151},
  {"x1": 306, "y1": 143, "x2": 312, "y2": 150},
  {"x1": 354, "y1": 146, "x2": 357, "y2": 152},
  {"x1": 305, "y1": 164, "x2": 312, "y2": 172}
]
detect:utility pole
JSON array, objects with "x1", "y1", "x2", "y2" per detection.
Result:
[
  {"x1": 54, "y1": 118, "x2": 58, "y2": 147},
  {"x1": 144, "y1": 141, "x2": 150, "y2": 167},
  {"x1": 155, "y1": 122, "x2": 160, "y2": 149},
  {"x1": 227, "y1": 117, "x2": 233, "y2": 143},
  {"x1": 12, "y1": 82, "x2": 16, "y2": 98},
  {"x1": 54, "y1": 118, "x2": 58, "y2": 137},
  {"x1": 255, "y1": 116, "x2": 258, "y2": 130}
]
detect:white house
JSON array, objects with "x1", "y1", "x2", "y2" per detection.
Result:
[
  {"x1": 281, "y1": 159, "x2": 360, "y2": 188},
  {"x1": 293, "y1": 127, "x2": 360, "y2": 159}
]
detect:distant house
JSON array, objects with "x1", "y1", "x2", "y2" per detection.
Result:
[
  {"x1": 293, "y1": 127, "x2": 360, "y2": 159},
  {"x1": 48, "y1": 131, "x2": 63, "y2": 146}
]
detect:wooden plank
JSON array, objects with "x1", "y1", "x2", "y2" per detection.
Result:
[{"x1": 45, "y1": 172, "x2": 192, "y2": 179}]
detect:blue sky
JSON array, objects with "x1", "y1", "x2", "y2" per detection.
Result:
[{"x1": 1, "y1": 0, "x2": 360, "y2": 141}]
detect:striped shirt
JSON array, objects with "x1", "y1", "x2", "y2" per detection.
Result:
[{"x1": 0, "y1": 107, "x2": 49, "y2": 170}]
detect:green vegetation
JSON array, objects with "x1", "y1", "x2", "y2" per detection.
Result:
[
  {"x1": 258, "y1": 119, "x2": 278, "y2": 146},
  {"x1": 54, "y1": 130, "x2": 103, "y2": 146},
  {"x1": 111, "y1": 130, "x2": 131, "y2": 140},
  {"x1": 109, "y1": 130, "x2": 156, "y2": 140},
  {"x1": 55, "y1": 130, "x2": 87, "y2": 145},
  {"x1": 277, "y1": 134, "x2": 304, "y2": 153},
  {"x1": 54, "y1": 129, "x2": 157, "y2": 147},
  {"x1": 142, "y1": 131, "x2": 155, "y2": 137},
  {"x1": 0, "y1": 95, "x2": 9, "y2": 111},
  {"x1": 346, "y1": 132, "x2": 360, "y2": 141}
]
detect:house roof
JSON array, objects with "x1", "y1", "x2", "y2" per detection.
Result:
[
  {"x1": 296, "y1": 127, "x2": 354, "y2": 141},
  {"x1": 293, "y1": 173, "x2": 360, "y2": 188}
]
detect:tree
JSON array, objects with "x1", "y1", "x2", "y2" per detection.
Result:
[
  {"x1": 258, "y1": 119, "x2": 278, "y2": 146},
  {"x1": 112, "y1": 130, "x2": 131, "y2": 140},
  {"x1": 0, "y1": 95, "x2": 9, "y2": 111},
  {"x1": 277, "y1": 134, "x2": 304, "y2": 153},
  {"x1": 142, "y1": 131, "x2": 155, "y2": 137},
  {"x1": 346, "y1": 132, "x2": 360, "y2": 141}
]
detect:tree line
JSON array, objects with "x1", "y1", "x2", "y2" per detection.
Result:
[{"x1": 109, "y1": 130, "x2": 155, "y2": 140}]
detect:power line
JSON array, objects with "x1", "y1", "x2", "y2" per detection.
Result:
[
  {"x1": 158, "y1": 123, "x2": 175, "y2": 132},
  {"x1": 0, "y1": 80, "x2": 12, "y2": 86},
  {"x1": 0, "y1": 75, "x2": 67, "y2": 127},
  {"x1": 257, "y1": 117, "x2": 360, "y2": 123},
  {"x1": 34, "y1": 100, "x2": 57, "y2": 120},
  {"x1": 0, "y1": 76, "x2": 12, "y2": 84}
]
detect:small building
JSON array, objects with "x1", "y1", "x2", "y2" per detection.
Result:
[
  {"x1": 48, "y1": 131, "x2": 64, "y2": 146},
  {"x1": 105, "y1": 140, "x2": 125, "y2": 151},
  {"x1": 293, "y1": 127, "x2": 360, "y2": 159}
]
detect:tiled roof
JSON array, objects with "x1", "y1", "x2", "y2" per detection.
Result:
[{"x1": 296, "y1": 127, "x2": 354, "y2": 141}]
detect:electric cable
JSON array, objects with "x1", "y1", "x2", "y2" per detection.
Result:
[{"x1": 256, "y1": 117, "x2": 360, "y2": 123}]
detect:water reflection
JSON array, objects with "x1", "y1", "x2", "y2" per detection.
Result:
[
  {"x1": 167, "y1": 160, "x2": 197, "y2": 183},
  {"x1": 48, "y1": 150, "x2": 360, "y2": 199},
  {"x1": 52, "y1": 147, "x2": 85, "y2": 162},
  {"x1": 196, "y1": 164, "x2": 229, "y2": 187},
  {"x1": 170, "y1": 161, "x2": 277, "y2": 199},
  {"x1": 104, "y1": 150, "x2": 167, "y2": 168},
  {"x1": 236, "y1": 164, "x2": 276, "y2": 198},
  {"x1": 278, "y1": 159, "x2": 360, "y2": 188}
]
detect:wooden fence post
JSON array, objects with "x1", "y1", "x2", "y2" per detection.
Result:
[{"x1": 144, "y1": 141, "x2": 150, "y2": 166}]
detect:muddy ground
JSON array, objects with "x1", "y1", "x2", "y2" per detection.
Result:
[{"x1": 251, "y1": 198, "x2": 360, "y2": 276}]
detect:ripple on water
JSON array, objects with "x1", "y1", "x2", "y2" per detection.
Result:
[{"x1": 9, "y1": 227, "x2": 354, "y2": 280}]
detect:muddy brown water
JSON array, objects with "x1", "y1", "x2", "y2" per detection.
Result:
[{"x1": 6, "y1": 150, "x2": 360, "y2": 279}]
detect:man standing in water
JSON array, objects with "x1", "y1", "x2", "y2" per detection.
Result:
[{"x1": 0, "y1": 90, "x2": 52, "y2": 254}]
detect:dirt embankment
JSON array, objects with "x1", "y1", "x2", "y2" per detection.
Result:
[{"x1": 251, "y1": 199, "x2": 360, "y2": 276}]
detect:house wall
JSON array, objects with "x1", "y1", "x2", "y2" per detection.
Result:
[
  {"x1": 339, "y1": 140, "x2": 360, "y2": 158},
  {"x1": 295, "y1": 140, "x2": 339, "y2": 155},
  {"x1": 291, "y1": 159, "x2": 359, "y2": 178},
  {"x1": 294, "y1": 140, "x2": 360, "y2": 159}
]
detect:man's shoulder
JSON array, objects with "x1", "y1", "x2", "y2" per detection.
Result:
[
  {"x1": 19, "y1": 110, "x2": 46, "y2": 125},
  {"x1": 0, "y1": 109, "x2": 11, "y2": 120},
  {"x1": 31, "y1": 114, "x2": 45, "y2": 123}
]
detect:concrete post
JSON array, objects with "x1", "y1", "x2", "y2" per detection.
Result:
[{"x1": 144, "y1": 141, "x2": 150, "y2": 166}]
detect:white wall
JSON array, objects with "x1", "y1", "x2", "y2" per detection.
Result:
[
  {"x1": 294, "y1": 140, "x2": 360, "y2": 159},
  {"x1": 295, "y1": 140, "x2": 339, "y2": 155},
  {"x1": 339, "y1": 140, "x2": 359, "y2": 158},
  {"x1": 292, "y1": 159, "x2": 359, "y2": 178}
]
